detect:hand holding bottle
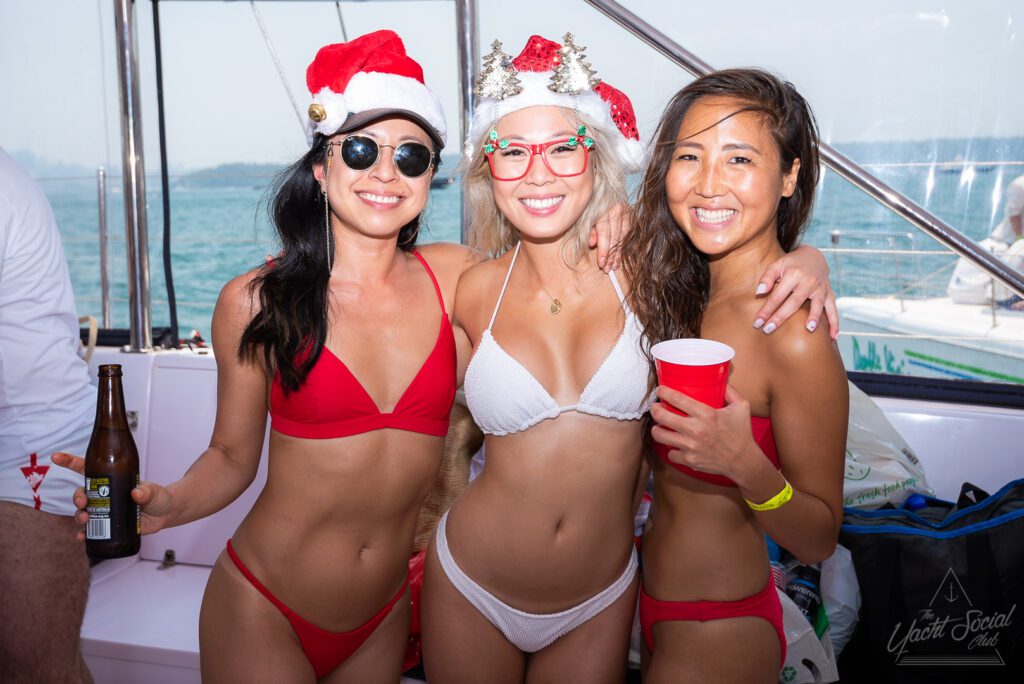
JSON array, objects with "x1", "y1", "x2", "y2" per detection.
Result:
[
  {"x1": 52, "y1": 451, "x2": 175, "y2": 542},
  {"x1": 53, "y1": 364, "x2": 172, "y2": 554}
]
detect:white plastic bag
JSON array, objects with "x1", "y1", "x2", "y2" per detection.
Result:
[
  {"x1": 843, "y1": 382, "x2": 933, "y2": 508},
  {"x1": 820, "y1": 544, "x2": 860, "y2": 657},
  {"x1": 778, "y1": 589, "x2": 839, "y2": 684}
]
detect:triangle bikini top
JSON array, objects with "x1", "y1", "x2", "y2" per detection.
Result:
[
  {"x1": 464, "y1": 242, "x2": 653, "y2": 436},
  {"x1": 269, "y1": 251, "x2": 456, "y2": 439}
]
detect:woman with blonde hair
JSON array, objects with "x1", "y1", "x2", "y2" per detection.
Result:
[{"x1": 421, "y1": 36, "x2": 836, "y2": 683}]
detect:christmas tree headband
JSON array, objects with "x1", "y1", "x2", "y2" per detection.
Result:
[{"x1": 467, "y1": 33, "x2": 644, "y2": 171}]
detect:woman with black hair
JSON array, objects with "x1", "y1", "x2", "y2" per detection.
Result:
[
  {"x1": 57, "y1": 31, "x2": 473, "y2": 683},
  {"x1": 621, "y1": 68, "x2": 848, "y2": 683}
]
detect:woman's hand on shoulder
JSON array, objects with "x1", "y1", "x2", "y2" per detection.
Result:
[
  {"x1": 649, "y1": 385, "x2": 760, "y2": 480},
  {"x1": 589, "y1": 202, "x2": 631, "y2": 272},
  {"x1": 754, "y1": 245, "x2": 838, "y2": 339}
]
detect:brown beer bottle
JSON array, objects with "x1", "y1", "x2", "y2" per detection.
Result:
[{"x1": 85, "y1": 364, "x2": 141, "y2": 559}]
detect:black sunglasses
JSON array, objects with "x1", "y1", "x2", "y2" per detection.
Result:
[{"x1": 330, "y1": 136, "x2": 436, "y2": 178}]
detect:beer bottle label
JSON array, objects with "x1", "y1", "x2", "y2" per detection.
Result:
[{"x1": 85, "y1": 476, "x2": 112, "y2": 540}]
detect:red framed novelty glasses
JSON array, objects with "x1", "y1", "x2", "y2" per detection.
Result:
[{"x1": 484, "y1": 136, "x2": 594, "y2": 182}]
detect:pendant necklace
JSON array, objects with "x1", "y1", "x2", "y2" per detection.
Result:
[{"x1": 525, "y1": 255, "x2": 567, "y2": 316}]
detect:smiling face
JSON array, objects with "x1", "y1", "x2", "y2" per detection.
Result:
[
  {"x1": 665, "y1": 96, "x2": 800, "y2": 258},
  {"x1": 314, "y1": 116, "x2": 434, "y2": 241},
  {"x1": 488, "y1": 106, "x2": 595, "y2": 243}
]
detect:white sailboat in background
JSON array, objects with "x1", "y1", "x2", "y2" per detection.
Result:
[{"x1": 3, "y1": 1, "x2": 1023, "y2": 682}]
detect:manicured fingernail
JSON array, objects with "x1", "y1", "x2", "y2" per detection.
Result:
[
  {"x1": 762, "y1": 322, "x2": 777, "y2": 334},
  {"x1": 755, "y1": 283, "x2": 769, "y2": 295},
  {"x1": 806, "y1": 320, "x2": 817, "y2": 332},
  {"x1": 753, "y1": 318, "x2": 765, "y2": 329}
]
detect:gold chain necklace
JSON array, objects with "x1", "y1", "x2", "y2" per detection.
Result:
[{"x1": 523, "y1": 254, "x2": 568, "y2": 315}]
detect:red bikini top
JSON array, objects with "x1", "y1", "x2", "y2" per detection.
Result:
[
  {"x1": 269, "y1": 251, "x2": 456, "y2": 439},
  {"x1": 656, "y1": 415, "x2": 780, "y2": 487}
]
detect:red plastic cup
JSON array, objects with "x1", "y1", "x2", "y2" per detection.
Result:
[{"x1": 651, "y1": 339, "x2": 735, "y2": 459}]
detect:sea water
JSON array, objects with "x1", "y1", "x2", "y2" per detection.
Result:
[{"x1": 39, "y1": 138, "x2": 1024, "y2": 338}]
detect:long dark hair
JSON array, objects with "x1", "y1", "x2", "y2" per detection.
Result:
[
  {"x1": 238, "y1": 133, "x2": 428, "y2": 393},
  {"x1": 621, "y1": 68, "x2": 820, "y2": 368}
]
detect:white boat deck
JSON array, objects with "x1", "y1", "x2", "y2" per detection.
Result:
[{"x1": 83, "y1": 558, "x2": 207, "y2": 684}]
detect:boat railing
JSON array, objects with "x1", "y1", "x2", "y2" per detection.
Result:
[
  {"x1": 825, "y1": 230, "x2": 1012, "y2": 329},
  {"x1": 582, "y1": 0, "x2": 1024, "y2": 303}
]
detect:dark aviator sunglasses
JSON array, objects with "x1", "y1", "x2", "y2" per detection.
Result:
[{"x1": 329, "y1": 136, "x2": 437, "y2": 178}]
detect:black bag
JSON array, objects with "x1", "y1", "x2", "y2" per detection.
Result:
[{"x1": 837, "y1": 480, "x2": 1024, "y2": 683}]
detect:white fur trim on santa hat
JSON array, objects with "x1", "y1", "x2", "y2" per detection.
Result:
[
  {"x1": 306, "y1": 71, "x2": 447, "y2": 146},
  {"x1": 306, "y1": 89, "x2": 350, "y2": 143},
  {"x1": 466, "y1": 71, "x2": 646, "y2": 172}
]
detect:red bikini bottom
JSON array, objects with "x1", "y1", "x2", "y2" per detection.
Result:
[
  {"x1": 226, "y1": 539, "x2": 408, "y2": 678},
  {"x1": 639, "y1": 577, "x2": 787, "y2": 668}
]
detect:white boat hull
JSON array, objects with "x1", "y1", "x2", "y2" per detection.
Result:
[{"x1": 838, "y1": 296, "x2": 1024, "y2": 384}]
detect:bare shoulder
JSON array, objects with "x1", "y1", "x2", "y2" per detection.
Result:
[
  {"x1": 417, "y1": 242, "x2": 483, "y2": 279},
  {"x1": 214, "y1": 268, "x2": 264, "y2": 335},
  {"x1": 459, "y1": 252, "x2": 508, "y2": 295},
  {"x1": 453, "y1": 251, "x2": 509, "y2": 332},
  {"x1": 765, "y1": 301, "x2": 844, "y2": 374}
]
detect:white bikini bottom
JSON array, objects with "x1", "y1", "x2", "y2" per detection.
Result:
[{"x1": 435, "y1": 510, "x2": 639, "y2": 653}]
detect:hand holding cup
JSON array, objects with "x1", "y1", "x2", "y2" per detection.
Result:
[{"x1": 649, "y1": 340, "x2": 755, "y2": 478}]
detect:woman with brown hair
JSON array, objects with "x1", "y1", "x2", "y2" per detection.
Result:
[
  {"x1": 621, "y1": 68, "x2": 848, "y2": 683},
  {"x1": 422, "y1": 39, "x2": 839, "y2": 683}
]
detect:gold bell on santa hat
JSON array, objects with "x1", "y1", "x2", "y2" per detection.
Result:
[{"x1": 308, "y1": 103, "x2": 327, "y2": 122}]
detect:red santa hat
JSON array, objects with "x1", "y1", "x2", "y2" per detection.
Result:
[
  {"x1": 305, "y1": 30, "x2": 447, "y2": 148},
  {"x1": 468, "y1": 34, "x2": 645, "y2": 171}
]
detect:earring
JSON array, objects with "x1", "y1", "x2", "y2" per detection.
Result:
[{"x1": 323, "y1": 152, "x2": 333, "y2": 270}]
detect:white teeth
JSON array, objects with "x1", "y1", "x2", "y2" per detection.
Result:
[
  {"x1": 359, "y1": 193, "x2": 401, "y2": 205},
  {"x1": 695, "y1": 208, "x2": 736, "y2": 223},
  {"x1": 521, "y1": 196, "x2": 564, "y2": 210}
]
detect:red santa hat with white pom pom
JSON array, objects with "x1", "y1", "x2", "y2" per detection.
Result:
[
  {"x1": 469, "y1": 33, "x2": 645, "y2": 171},
  {"x1": 305, "y1": 30, "x2": 447, "y2": 148}
]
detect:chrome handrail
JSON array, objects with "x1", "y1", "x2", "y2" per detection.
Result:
[
  {"x1": 583, "y1": 0, "x2": 1024, "y2": 300},
  {"x1": 97, "y1": 167, "x2": 111, "y2": 328},
  {"x1": 455, "y1": 0, "x2": 478, "y2": 243},
  {"x1": 114, "y1": 0, "x2": 152, "y2": 351}
]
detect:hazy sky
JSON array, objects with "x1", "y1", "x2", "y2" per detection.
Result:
[{"x1": 2, "y1": 0, "x2": 1021, "y2": 172}]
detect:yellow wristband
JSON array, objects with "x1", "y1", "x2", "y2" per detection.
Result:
[{"x1": 744, "y1": 479, "x2": 793, "y2": 512}]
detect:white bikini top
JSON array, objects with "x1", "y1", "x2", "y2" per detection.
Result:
[{"x1": 464, "y1": 243, "x2": 654, "y2": 436}]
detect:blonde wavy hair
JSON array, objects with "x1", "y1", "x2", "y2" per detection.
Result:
[{"x1": 462, "y1": 109, "x2": 628, "y2": 266}]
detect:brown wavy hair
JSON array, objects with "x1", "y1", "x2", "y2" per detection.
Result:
[{"x1": 620, "y1": 68, "x2": 820, "y2": 377}]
